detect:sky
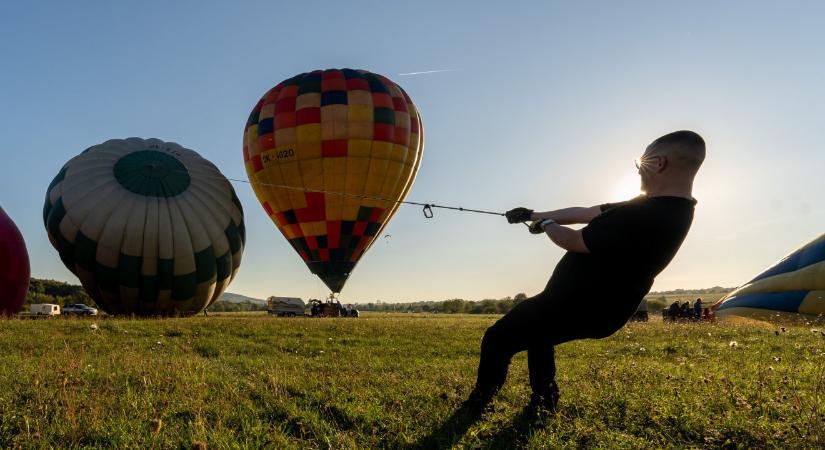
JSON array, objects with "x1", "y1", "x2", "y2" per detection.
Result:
[{"x1": 2, "y1": 1, "x2": 825, "y2": 303}]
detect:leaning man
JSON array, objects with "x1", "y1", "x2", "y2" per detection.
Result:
[{"x1": 469, "y1": 130, "x2": 706, "y2": 413}]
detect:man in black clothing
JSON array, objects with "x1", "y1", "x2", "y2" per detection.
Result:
[
  {"x1": 468, "y1": 130, "x2": 705, "y2": 413},
  {"x1": 668, "y1": 301, "x2": 681, "y2": 322}
]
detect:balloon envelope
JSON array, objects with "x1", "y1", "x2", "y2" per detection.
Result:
[
  {"x1": 714, "y1": 233, "x2": 825, "y2": 318},
  {"x1": 44, "y1": 138, "x2": 245, "y2": 316},
  {"x1": 243, "y1": 69, "x2": 423, "y2": 292},
  {"x1": 0, "y1": 207, "x2": 30, "y2": 315}
]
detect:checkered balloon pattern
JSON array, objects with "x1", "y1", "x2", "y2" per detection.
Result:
[{"x1": 243, "y1": 69, "x2": 423, "y2": 293}]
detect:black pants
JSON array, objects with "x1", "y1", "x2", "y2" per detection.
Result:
[{"x1": 475, "y1": 287, "x2": 627, "y2": 398}]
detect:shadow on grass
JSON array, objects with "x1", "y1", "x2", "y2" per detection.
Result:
[
  {"x1": 410, "y1": 402, "x2": 485, "y2": 449},
  {"x1": 412, "y1": 403, "x2": 550, "y2": 449},
  {"x1": 484, "y1": 405, "x2": 549, "y2": 449}
]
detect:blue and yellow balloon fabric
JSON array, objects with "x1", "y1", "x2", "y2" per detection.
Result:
[{"x1": 714, "y1": 233, "x2": 825, "y2": 318}]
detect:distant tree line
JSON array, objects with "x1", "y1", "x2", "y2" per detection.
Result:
[
  {"x1": 26, "y1": 278, "x2": 270, "y2": 313},
  {"x1": 645, "y1": 297, "x2": 671, "y2": 313},
  {"x1": 26, "y1": 278, "x2": 94, "y2": 307},
  {"x1": 648, "y1": 286, "x2": 734, "y2": 295},
  {"x1": 355, "y1": 293, "x2": 529, "y2": 314},
  {"x1": 357, "y1": 287, "x2": 736, "y2": 315},
  {"x1": 24, "y1": 278, "x2": 734, "y2": 316}
]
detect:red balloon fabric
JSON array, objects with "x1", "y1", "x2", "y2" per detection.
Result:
[{"x1": 0, "y1": 207, "x2": 30, "y2": 315}]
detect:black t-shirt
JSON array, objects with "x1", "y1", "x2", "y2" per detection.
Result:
[{"x1": 545, "y1": 195, "x2": 696, "y2": 319}]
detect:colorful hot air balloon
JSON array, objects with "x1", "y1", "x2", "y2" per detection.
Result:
[
  {"x1": 243, "y1": 69, "x2": 423, "y2": 293},
  {"x1": 43, "y1": 138, "x2": 245, "y2": 316},
  {"x1": 714, "y1": 233, "x2": 825, "y2": 318},
  {"x1": 0, "y1": 207, "x2": 30, "y2": 315}
]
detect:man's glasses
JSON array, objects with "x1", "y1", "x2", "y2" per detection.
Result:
[{"x1": 635, "y1": 155, "x2": 663, "y2": 170}]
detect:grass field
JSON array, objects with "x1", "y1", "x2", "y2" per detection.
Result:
[{"x1": 0, "y1": 313, "x2": 823, "y2": 449}]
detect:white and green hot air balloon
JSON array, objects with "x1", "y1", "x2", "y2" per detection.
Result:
[{"x1": 43, "y1": 138, "x2": 245, "y2": 316}]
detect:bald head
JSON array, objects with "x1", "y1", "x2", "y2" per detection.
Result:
[{"x1": 644, "y1": 130, "x2": 706, "y2": 177}]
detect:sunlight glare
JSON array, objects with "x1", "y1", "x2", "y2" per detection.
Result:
[{"x1": 608, "y1": 173, "x2": 641, "y2": 202}]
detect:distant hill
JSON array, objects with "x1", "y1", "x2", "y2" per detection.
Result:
[
  {"x1": 25, "y1": 278, "x2": 267, "y2": 308},
  {"x1": 209, "y1": 292, "x2": 268, "y2": 312},
  {"x1": 218, "y1": 292, "x2": 266, "y2": 304}
]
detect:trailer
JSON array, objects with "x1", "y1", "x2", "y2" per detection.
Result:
[
  {"x1": 30, "y1": 304, "x2": 61, "y2": 316},
  {"x1": 267, "y1": 297, "x2": 306, "y2": 316}
]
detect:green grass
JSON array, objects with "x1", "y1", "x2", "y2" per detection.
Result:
[{"x1": 0, "y1": 313, "x2": 823, "y2": 449}]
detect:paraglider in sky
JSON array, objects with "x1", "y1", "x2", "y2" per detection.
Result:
[
  {"x1": 714, "y1": 232, "x2": 825, "y2": 318},
  {"x1": 43, "y1": 138, "x2": 245, "y2": 316},
  {"x1": 243, "y1": 69, "x2": 423, "y2": 293},
  {"x1": 0, "y1": 207, "x2": 30, "y2": 315}
]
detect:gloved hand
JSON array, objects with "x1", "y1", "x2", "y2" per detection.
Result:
[
  {"x1": 529, "y1": 219, "x2": 555, "y2": 234},
  {"x1": 528, "y1": 220, "x2": 546, "y2": 234},
  {"x1": 505, "y1": 207, "x2": 533, "y2": 224}
]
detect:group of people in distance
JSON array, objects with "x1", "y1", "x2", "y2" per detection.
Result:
[{"x1": 663, "y1": 297, "x2": 714, "y2": 322}]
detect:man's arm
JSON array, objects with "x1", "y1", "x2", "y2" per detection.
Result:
[
  {"x1": 543, "y1": 223, "x2": 590, "y2": 253},
  {"x1": 531, "y1": 206, "x2": 601, "y2": 225}
]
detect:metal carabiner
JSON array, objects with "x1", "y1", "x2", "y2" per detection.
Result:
[{"x1": 422, "y1": 204, "x2": 434, "y2": 218}]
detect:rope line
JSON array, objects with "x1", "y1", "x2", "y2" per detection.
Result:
[
  {"x1": 169, "y1": 167, "x2": 516, "y2": 220},
  {"x1": 217, "y1": 174, "x2": 506, "y2": 218}
]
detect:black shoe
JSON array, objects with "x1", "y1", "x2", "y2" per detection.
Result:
[
  {"x1": 528, "y1": 386, "x2": 559, "y2": 415},
  {"x1": 461, "y1": 387, "x2": 496, "y2": 414}
]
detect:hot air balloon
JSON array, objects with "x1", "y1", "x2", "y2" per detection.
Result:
[
  {"x1": 714, "y1": 233, "x2": 825, "y2": 318},
  {"x1": 0, "y1": 207, "x2": 30, "y2": 315},
  {"x1": 243, "y1": 69, "x2": 423, "y2": 293},
  {"x1": 43, "y1": 138, "x2": 245, "y2": 316}
]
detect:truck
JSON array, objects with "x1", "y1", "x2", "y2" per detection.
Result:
[
  {"x1": 267, "y1": 297, "x2": 306, "y2": 316},
  {"x1": 308, "y1": 299, "x2": 360, "y2": 318},
  {"x1": 30, "y1": 304, "x2": 61, "y2": 316}
]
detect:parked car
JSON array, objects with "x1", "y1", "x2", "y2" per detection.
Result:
[
  {"x1": 62, "y1": 304, "x2": 99, "y2": 316},
  {"x1": 30, "y1": 304, "x2": 60, "y2": 315}
]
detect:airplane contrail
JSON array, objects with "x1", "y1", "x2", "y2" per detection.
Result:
[{"x1": 397, "y1": 69, "x2": 457, "y2": 76}]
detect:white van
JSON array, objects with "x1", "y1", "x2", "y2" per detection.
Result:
[
  {"x1": 30, "y1": 304, "x2": 61, "y2": 315},
  {"x1": 267, "y1": 297, "x2": 306, "y2": 316}
]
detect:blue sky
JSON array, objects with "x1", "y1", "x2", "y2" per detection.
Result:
[{"x1": 2, "y1": 1, "x2": 825, "y2": 302}]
